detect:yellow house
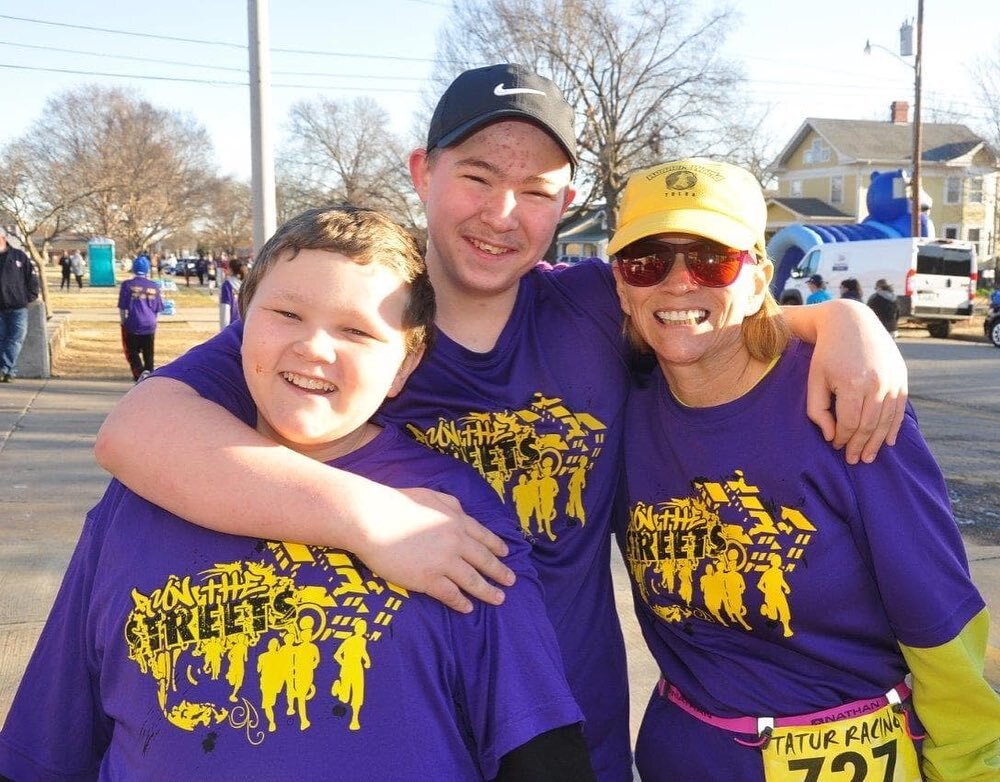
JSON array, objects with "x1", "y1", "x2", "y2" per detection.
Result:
[{"x1": 767, "y1": 102, "x2": 999, "y2": 263}]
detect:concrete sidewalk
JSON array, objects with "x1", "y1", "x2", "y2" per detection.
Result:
[{"x1": 0, "y1": 375, "x2": 998, "y2": 740}]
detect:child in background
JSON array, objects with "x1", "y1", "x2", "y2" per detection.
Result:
[
  {"x1": 219, "y1": 257, "x2": 247, "y2": 329},
  {"x1": 118, "y1": 254, "x2": 164, "y2": 382},
  {"x1": 0, "y1": 206, "x2": 591, "y2": 782}
]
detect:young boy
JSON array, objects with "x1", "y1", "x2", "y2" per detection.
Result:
[
  {"x1": 0, "y1": 206, "x2": 591, "y2": 781},
  {"x1": 118, "y1": 254, "x2": 164, "y2": 381}
]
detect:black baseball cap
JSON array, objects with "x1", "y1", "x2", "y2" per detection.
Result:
[{"x1": 426, "y1": 63, "x2": 578, "y2": 173}]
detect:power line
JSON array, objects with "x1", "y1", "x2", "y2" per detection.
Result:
[
  {"x1": 0, "y1": 40, "x2": 247, "y2": 73},
  {"x1": 0, "y1": 13, "x2": 441, "y2": 63},
  {"x1": 0, "y1": 13, "x2": 245, "y2": 49},
  {"x1": 0, "y1": 62, "x2": 426, "y2": 93},
  {"x1": 0, "y1": 40, "x2": 431, "y2": 80},
  {"x1": 0, "y1": 62, "x2": 245, "y2": 87}
]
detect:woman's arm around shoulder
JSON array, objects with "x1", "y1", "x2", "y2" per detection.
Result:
[{"x1": 782, "y1": 298, "x2": 908, "y2": 464}]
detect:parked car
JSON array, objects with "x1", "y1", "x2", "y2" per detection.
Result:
[
  {"x1": 984, "y1": 300, "x2": 1000, "y2": 348},
  {"x1": 174, "y1": 258, "x2": 199, "y2": 277}
]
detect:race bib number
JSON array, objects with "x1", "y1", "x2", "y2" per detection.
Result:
[{"x1": 761, "y1": 704, "x2": 921, "y2": 782}]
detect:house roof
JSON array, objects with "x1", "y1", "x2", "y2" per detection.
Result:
[
  {"x1": 772, "y1": 118, "x2": 986, "y2": 169},
  {"x1": 767, "y1": 197, "x2": 852, "y2": 220},
  {"x1": 559, "y1": 207, "x2": 606, "y2": 240},
  {"x1": 922, "y1": 139, "x2": 981, "y2": 162}
]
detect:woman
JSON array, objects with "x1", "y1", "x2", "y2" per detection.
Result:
[
  {"x1": 839, "y1": 277, "x2": 863, "y2": 301},
  {"x1": 608, "y1": 158, "x2": 998, "y2": 781},
  {"x1": 218, "y1": 257, "x2": 247, "y2": 329}
]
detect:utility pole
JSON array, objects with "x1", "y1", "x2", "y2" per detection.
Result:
[
  {"x1": 911, "y1": 0, "x2": 924, "y2": 238},
  {"x1": 248, "y1": 0, "x2": 277, "y2": 255},
  {"x1": 867, "y1": 2, "x2": 924, "y2": 237}
]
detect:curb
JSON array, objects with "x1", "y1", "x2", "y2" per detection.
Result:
[{"x1": 45, "y1": 312, "x2": 72, "y2": 372}]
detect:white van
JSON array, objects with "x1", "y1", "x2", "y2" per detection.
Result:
[{"x1": 779, "y1": 238, "x2": 978, "y2": 338}]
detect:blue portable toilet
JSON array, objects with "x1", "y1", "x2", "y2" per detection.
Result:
[{"x1": 87, "y1": 237, "x2": 116, "y2": 287}]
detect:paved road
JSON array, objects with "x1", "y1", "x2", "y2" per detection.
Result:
[{"x1": 1, "y1": 340, "x2": 997, "y2": 747}]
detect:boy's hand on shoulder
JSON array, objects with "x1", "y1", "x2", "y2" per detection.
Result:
[
  {"x1": 357, "y1": 487, "x2": 515, "y2": 614},
  {"x1": 806, "y1": 300, "x2": 908, "y2": 464}
]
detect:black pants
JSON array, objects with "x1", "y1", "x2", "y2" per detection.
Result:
[
  {"x1": 123, "y1": 330, "x2": 155, "y2": 380},
  {"x1": 74, "y1": 274, "x2": 83, "y2": 289},
  {"x1": 60, "y1": 269, "x2": 71, "y2": 290}
]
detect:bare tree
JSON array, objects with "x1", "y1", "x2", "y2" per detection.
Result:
[
  {"x1": 34, "y1": 85, "x2": 219, "y2": 257},
  {"x1": 435, "y1": 0, "x2": 765, "y2": 231},
  {"x1": 971, "y1": 38, "x2": 1000, "y2": 265},
  {"x1": 971, "y1": 38, "x2": 1000, "y2": 150},
  {"x1": 200, "y1": 177, "x2": 253, "y2": 258},
  {"x1": 277, "y1": 96, "x2": 421, "y2": 231},
  {"x1": 0, "y1": 139, "x2": 89, "y2": 315}
]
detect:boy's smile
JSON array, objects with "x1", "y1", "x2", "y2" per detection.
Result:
[{"x1": 241, "y1": 249, "x2": 420, "y2": 463}]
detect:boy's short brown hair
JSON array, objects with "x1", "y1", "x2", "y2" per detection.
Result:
[{"x1": 239, "y1": 206, "x2": 434, "y2": 354}]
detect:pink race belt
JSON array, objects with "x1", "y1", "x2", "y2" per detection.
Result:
[{"x1": 657, "y1": 677, "x2": 918, "y2": 746}]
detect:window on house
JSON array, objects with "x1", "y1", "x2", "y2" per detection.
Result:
[
  {"x1": 830, "y1": 176, "x2": 843, "y2": 204},
  {"x1": 968, "y1": 228, "x2": 981, "y2": 256},
  {"x1": 945, "y1": 177, "x2": 961, "y2": 205},
  {"x1": 968, "y1": 177, "x2": 983, "y2": 203},
  {"x1": 803, "y1": 138, "x2": 831, "y2": 165},
  {"x1": 790, "y1": 180, "x2": 803, "y2": 197},
  {"x1": 942, "y1": 225, "x2": 959, "y2": 239}
]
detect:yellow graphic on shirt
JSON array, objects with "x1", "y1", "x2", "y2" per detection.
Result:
[
  {"x1": 124, "y1": 543, "x2": 408, "y2": 743},
  {"x1": 331, "y1": 619, "x2": 371, "y2": 730},
  {"x1": 624, "y1": 470, "x2": 815, "y2": 634},
  {"x1": 406, "y1": 393, "x2": 606, "y2": 542}
]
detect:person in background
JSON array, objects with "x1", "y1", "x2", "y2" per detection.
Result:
[
  {"x1": 867, "y1": 278, "x2": 901, "y2": 338},
  {"x1": 608, "y1": 158, "x2": 999, "y2": 781},
  {"x1": 805, "y1": 273, "x2": 831, "y2": 304},
  {"x1": 839, "y1": 277, "x2": 862, "y2": 301},
  {"x1": 219, "y1": 257, "x2": 247, "y2": 329},
  {"x1": 195, "y1": 254, "x2": 208, "y2": 286},
  {"x1": 58, "y1": 251, "x2": 72, "y2": 290},
  {"x1": 163, "y1": 251, "x2": 178, "y2": 276},
  {"x1": 118, "y1": 254, "x2": 164, "y2": 382},
  {"x1": 988, "y1": 283, "x2": 1000, "y2": 310},
  {"x1": 93, "y1": 64, "x2": 911, "y2": 781},
  {"x1": 0, "y1": 205, "x2": 592, "y2": 782},
  {"x1": 0, "y1": 227, "x2": 40, "y2": 383},
  {"x1": 69, "y1": 248, "x2": 85, "y2": 290}
]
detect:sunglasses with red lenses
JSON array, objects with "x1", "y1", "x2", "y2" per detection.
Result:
[{"x1": 614, "y1": 239, "x2": 754, "y2": 288}]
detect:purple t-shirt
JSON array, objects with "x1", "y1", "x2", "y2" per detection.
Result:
[
  {"x1": 220, "y1": 277, "x2": 241, "y2": 324},
  {"x1": 0, "y1": 426, "x2": 581, "y2": 782},
  {"x1": 619, "y1": 339, "x2": 984, "y2": 780},
  {"x1": 118, "y1": 276, "x2": 163, "y2": 335},
  {"x1": 146, "y1": 259, "x2": 634, "y2": 781}
]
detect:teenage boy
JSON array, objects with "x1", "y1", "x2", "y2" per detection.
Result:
[
  {"x1": 118, "y1": 254, "x2": 164, "y2": 381},
  {"x1": 0, "y1": 206, "x2": 592, "y2": 781},
  {"x1": 94, "y1": 65, "x2": 908, "y2": 780}
]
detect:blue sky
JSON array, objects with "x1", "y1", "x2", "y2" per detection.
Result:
[{"x1": 0, "y1": 0, "x2": 996, "y2": 180}]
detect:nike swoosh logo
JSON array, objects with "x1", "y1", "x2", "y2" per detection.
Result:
[{"x1": 494, "y1": 83, "x2": 546, "y2": 97}]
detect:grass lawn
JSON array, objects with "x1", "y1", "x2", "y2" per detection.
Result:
[{"x1": 41, "y1": 266, "x2": 222, "y2": 380}]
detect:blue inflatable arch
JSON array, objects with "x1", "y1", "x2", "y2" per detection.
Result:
[{"x1": 767, "y1": 170, "x2": 929, "y2": 296}]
